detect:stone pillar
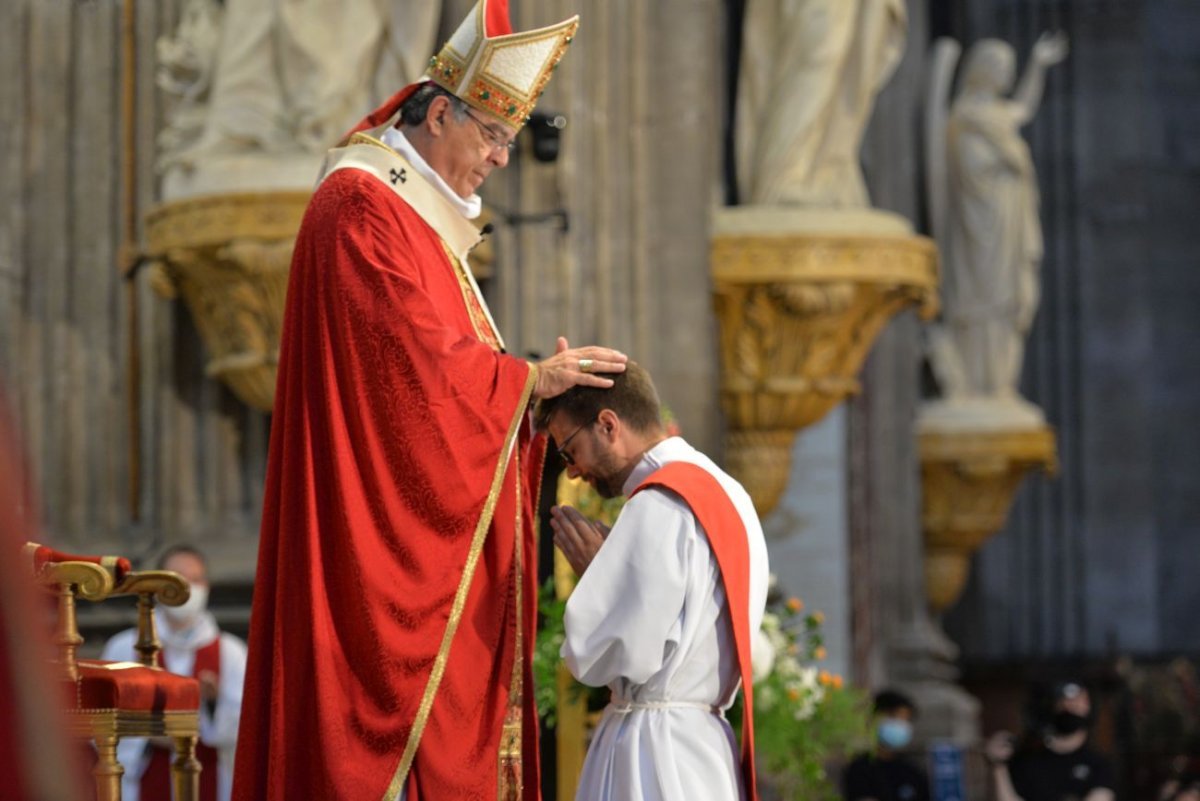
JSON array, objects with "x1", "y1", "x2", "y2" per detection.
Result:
[{"x1": 852, "y1": 0, "x2": 983, "y2": 748}]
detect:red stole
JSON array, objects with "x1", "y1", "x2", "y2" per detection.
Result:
[
  {"x1": 631, "y1": 462, "x2": 759, "y2": 801},
  {"x1": 140, "y1": 638, "x2": 221, "y2": 801}
]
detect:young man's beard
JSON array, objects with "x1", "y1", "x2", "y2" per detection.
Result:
[{"x1": 586, "y1": 447, "x2": 626, "y2": 499}]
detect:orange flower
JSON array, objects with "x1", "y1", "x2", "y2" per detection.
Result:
[
  {"x1": 819, "y1": 670, "x2": 832, "y2": 686},
  {"x1": 814, "y1": 646, "x2": 827, "y2": 661},
  {"x1": 787, "y1": 687, "x2": 801, "y2": 701},
  {"x1": 812, "y1": 611, "x2": 825, "y2": 625},
  {"x1": 831, "y1": 674, "x2": 844, "y2": 689},
  {"x1": 786, "y1": 597, "x2": 803, "y2": 612}
]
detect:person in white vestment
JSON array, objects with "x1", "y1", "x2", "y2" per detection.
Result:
[
  {"x1": 101, "y1": 545, "x2": 247, "y2": 801},
  {"x1": 535, "y1": 362, "x2": 770, "y2": 801}
]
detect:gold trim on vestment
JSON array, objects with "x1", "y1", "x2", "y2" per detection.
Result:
[
  {"x1": 382, "y1": 364, "x2": 538, "y2": 801},
  {"x1": 497, "y1": 449, "x2": 524, "y2": 800},
  {"x1": 442, "y1": 242, "x2": 503, "y2": 350}
]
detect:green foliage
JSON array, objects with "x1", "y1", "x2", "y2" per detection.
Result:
[
  {"x1": 533, "y1": 578, "x2": 567, "y2": 728},
  {"x1": 733, "y1": 597, "x2": 875, "y2": 801},
  {"x1": 534, "y1": 577, "x2": 608, "y2": 729}
]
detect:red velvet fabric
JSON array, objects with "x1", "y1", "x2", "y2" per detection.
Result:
[
  {"x1": 632, "y1": 463, "x2": 760, "y2": 801},
  {"x1": 72, "y1": 660, "x2": 200, "y2": 712},
  {"x1": 29, "y1": 545, "x2": 132, "y2": 580},
  {"x1": 232, "y1": 165, "x2": 545, "y2": 801}
]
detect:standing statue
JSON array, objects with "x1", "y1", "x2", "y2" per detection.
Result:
[
  {"x1": 157, "y1": 0, "x2": 443, "y2": 171},
  {"x1": 735, "y1": 0, "x2": 908, "y2": 207},
  {"x1": 924, "y1": 32, "x2": 1069, "y2": 410}
]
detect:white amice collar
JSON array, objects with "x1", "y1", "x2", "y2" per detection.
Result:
[
  {"x1": 622, "y1": 436, "x2": 692, "y2": 497},
  {"x1": 381, "y1": 127, "x2": 482, "y2": 220}
]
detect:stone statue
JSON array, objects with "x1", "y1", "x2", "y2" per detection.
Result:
[
  {"x1": 924, "y1": 32, "x2": 1069, "y2": 417},
  {"x1": 155, "y1": 0, "x2": 223, "y2": 160},
  {"x1": 735, "y1": 0, "x2": 908, "y2": 207},
  {"x1": 156, "y1": 0, "x2": 443, "y2": 194}
]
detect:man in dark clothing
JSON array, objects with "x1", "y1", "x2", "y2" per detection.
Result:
[
  {"x1": 843, "y1": 690, "x2": 930, "y2": 801},
  {"x1": 985, "y1": 680, "x2": 1116, "y2": 801}
]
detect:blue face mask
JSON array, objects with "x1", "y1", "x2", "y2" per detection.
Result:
[{"x1": 877, "y1": 718, "x2": 913, "y2": 750}]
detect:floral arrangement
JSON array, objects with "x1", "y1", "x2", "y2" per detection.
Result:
[
  {"x1": 535, "y1": 573, "x2": 873, "y2": 799},
  {"x1": 741, "y1": 587, "x2": 874, "y2": 801}
]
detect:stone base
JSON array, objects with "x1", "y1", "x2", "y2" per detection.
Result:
[
  {"x1": 161, "y1": 151, "x2": 321, "y2": 201},
  {"x1": 712, "y1": 204, "x2": 939, "y2": 515},
  {"x1": 918, "y1": 416, "x2": 1058, "y2": 614},
  {"x1": 145, "y1": 192, "x2": 311, "y2": 411},
  {"x1": 918, "y1": 396, "x2": 1047, "y2": 433},
  {"x1": 909, "y1": 678, "x2": 982, "y2": 746}
]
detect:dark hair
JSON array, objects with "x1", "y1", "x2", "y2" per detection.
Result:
[
  {"x1": 156, "y1": 544, "x2": 208, "y2": 571},
  {"x1": 398, "y1": 83, "x2": 468, "y2": 127},
  {"x1": 533, "y1": 361, "x2": 664, "y2": 437},
  {"x1": 874, "y1": 689, "x2": 917, "y2": 716}
]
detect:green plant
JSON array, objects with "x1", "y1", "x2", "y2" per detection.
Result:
[
  {"x1": 533, "y1": 577, "x2": 567, "y2": 728},
  {"x1": 733, "y1": 593, "x2": 874, "y2": 801},
  {"x1": 533, "y1": 577, "x2": 608, "y2": 728}
]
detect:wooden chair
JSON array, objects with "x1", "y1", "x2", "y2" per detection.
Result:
[{"x1": 24, "y1": 543, "x2": 202, "y2": 801}]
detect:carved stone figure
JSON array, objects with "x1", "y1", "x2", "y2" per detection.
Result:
[
  {"x1": 157, "y1": 0, "x2": 443, "y2": 181},
  {"x1": 735, "y1": 0, "x2": 908, "y2": 207},
  {"x1": 156, "y1": 0, "x2": 224, "y2": 160},
  {"x1": 924, "y1": 32, "x2": 1068, "y2": 414}
]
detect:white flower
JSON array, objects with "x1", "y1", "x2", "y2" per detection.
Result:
[{"x1": 752, "y1": 628, "x2": 776, "y2": 682}]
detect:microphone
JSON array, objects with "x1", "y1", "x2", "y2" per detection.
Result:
[{"x1": 480, "y1": 222, "x2": 495, "y2": 236}]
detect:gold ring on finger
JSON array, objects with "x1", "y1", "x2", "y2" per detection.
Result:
[{"x1": 579, "y1": 358, "x2": 594, "y2": 373}]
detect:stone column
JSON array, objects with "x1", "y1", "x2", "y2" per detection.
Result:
[{"x1": 854, "y1": 0, "x2": 982, "y2": 747}]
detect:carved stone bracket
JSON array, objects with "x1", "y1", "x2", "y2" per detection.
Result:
[
  {"x1": 145, "y1": 192, "x2": 311, "y2": 411},
  {"x1": 919, "y1": 423, "x2": 1058, "y2": 613},
  {"x1": 712, "y1": 213, "x2": 939, "y2": 515}
]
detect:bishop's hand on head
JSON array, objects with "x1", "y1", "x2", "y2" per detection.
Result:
[{"x1": 533, "y1": 336, "x2": 627, "y2": 399}]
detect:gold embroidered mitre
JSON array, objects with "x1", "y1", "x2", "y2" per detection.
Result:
[{"x1": 427, "y1": 0, "x2": 579, "y2": 132}]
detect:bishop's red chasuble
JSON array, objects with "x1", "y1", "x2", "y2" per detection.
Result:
[{"x1": 232, "y1": 95, "x2": 545, "y2": 801}]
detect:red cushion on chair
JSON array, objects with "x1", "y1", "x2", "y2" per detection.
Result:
[{"x1": 71, "y1": 659, "x2": 200, "y2": 712}]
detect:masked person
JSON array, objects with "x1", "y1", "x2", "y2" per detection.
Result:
[
  {"x1": 842, "y1": 690, "x2": 930, "y2": 801},
  {"x1": 986, "y1": 680, "x2": 1116, "y2": 801},
  {"x1": 100, "y1": 545, "x2": 247, "y2": 801}
]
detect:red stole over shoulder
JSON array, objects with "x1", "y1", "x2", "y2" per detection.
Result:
[{"x1": 631, "y1": 462, "x2": 759, "y2": 801}]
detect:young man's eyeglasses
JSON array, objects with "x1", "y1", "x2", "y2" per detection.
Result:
[
  {"x1": 463, "y1": 108, "x2": 517, "y2": 154},
  {"x1": 556, "y1": 418, "x2": 597, "y2": 467}
]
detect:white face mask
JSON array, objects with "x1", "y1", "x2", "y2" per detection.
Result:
[{"x1": 162, "y1": 583, "x2": 209, "y2": 626}]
